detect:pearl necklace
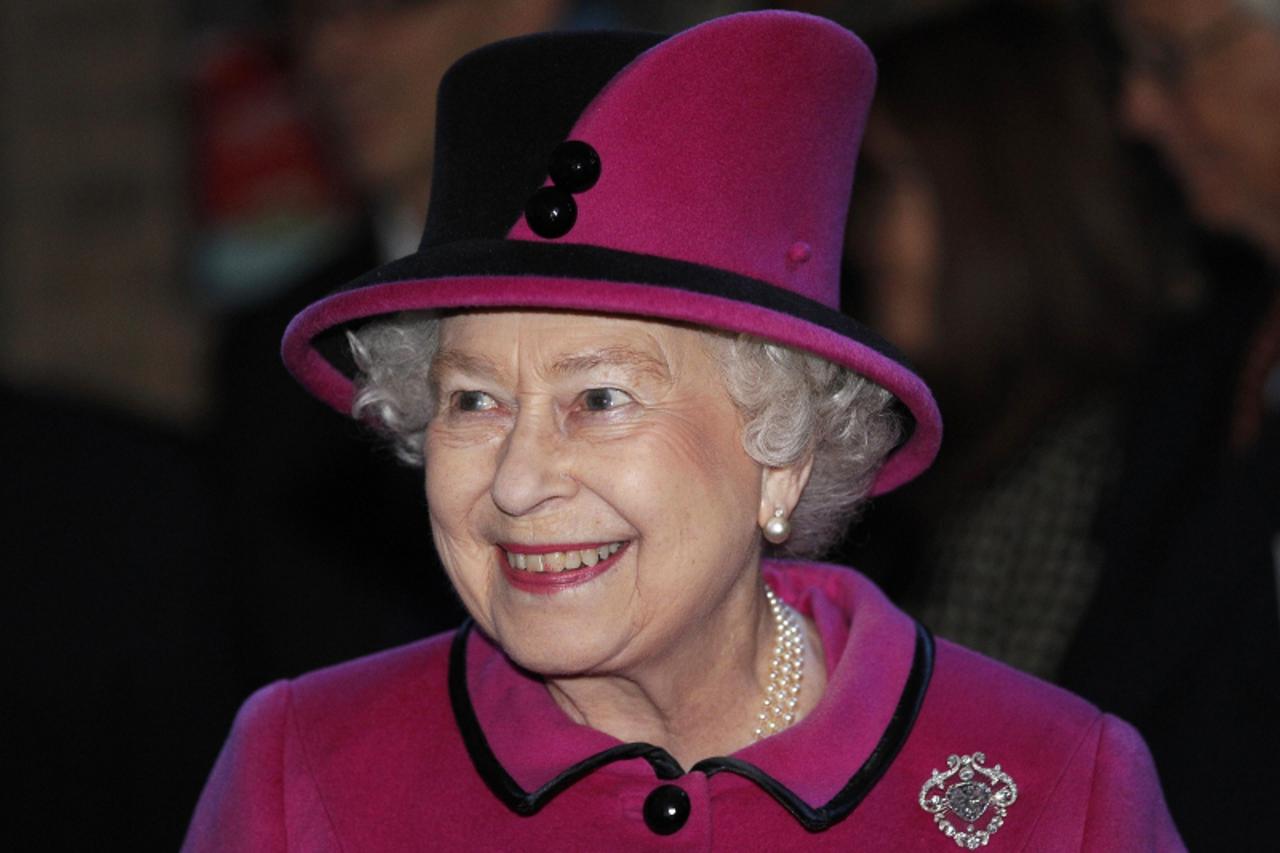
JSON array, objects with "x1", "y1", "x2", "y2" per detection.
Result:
[{"x1": 754, "y1": 585, "x2": 805, "y2": 740}]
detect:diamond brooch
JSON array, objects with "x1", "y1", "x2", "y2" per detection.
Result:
[{"x1": 918, "y1": 752, "x2": 1018, "y2": 849}]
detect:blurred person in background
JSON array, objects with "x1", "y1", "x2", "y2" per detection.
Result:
[
  {"x1": 839, "y1": 2, "x2": 1278, "y2": 844},
  {"x1": 211, "y1": 0, "x2": 567, "y2": 688},
  {"x1": 1114, "y1": 0, "x2": 1280, "y2": 260},
  {"x1": 294, "y1": 0, "x2": 573, "y2": 258},
  {"x1": 840, "y1": 3, "x2": 1173, "y2": 681},
  {"x1": 1054, "y1": 0, "x2": 1280, "y2": 847},
  {"x1": 7, "y1": 387, "x2": 240, "y2": 851},
  {"x1": 5, "y1": 1, "x2": 256, "y2": 846}
]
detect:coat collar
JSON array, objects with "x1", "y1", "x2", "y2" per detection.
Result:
[{"x1": 447, "y1": 561, "x2": 933, "y2": 831}]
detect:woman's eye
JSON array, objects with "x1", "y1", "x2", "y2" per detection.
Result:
[
  {"x1": 454, "y1": 390, "x2": 497, "y2": 412},
  {"x1": 580, "y1": 388, "x2": 633, "y2": 411}
]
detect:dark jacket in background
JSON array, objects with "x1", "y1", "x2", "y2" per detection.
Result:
[
  {"x1": 6, "y1": 387, "x2": 239, "y2": 850},
  {"x1": 210, "y1": 224, "x2": 464, "y2": 689},
  {"x1": 1060, "y1": 273, "x2": 1280, "y2": 852}
]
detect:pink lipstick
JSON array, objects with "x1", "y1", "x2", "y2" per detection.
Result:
[{"x1": 498, "y1": 541, "x2": 629, "y2": 594}]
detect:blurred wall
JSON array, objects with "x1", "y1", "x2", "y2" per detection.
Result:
[{"x1": 1, "y1": 0, "x2": 209, "y2": 425}]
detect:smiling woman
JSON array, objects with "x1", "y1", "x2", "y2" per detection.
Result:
[
  {"x1": 423, "y1": 313, "x2": 787, "y2": 749},
  {"x1": 346, "y1": 309, "x2": 899, "y2": 760},
  {"x1": 184, "y1": 10, "x2": 1184, "y2": 850}
]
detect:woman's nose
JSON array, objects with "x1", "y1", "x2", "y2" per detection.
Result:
[{"x1": 490, "y1": 404, "x2": 576, "y2": 517}]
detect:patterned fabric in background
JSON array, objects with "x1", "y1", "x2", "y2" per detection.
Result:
[{"x1": 916, "y1": 398, "x2": 1119, "y2": 678}]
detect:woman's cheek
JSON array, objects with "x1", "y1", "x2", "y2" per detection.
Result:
[
  {"x1": 426, "y1": 416, "x2": 503, "y2": 481},
  {"x1": 425, "y1": 429, "x2": 497, "y2": 560},
  {"x1": 639, "y1": 401, "x2": 750, "y2": 484},
  {"x1": 426, "y1": 489, "x2": 497, "y2": 633}
]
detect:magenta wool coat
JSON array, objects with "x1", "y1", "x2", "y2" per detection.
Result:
[{"x1": 183, "y1": 562, "x2": 1183, "y2": 851}]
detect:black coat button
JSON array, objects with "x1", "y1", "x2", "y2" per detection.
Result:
[
  {"x1": 524, "y1": 186, "x2": 577, "y2": 239},
  {"x1": 642, "y1": 784, "x2": 690, "y2": 835},
  {"x1": 548, "y1": 140, "x2": 601, "y2": 193}
]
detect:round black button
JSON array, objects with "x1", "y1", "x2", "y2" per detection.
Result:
[
  {"x1": 547, "y1": 140, "x2": 601, "y2": 194},
  {"x1": 642, "y1": 784, "x2": 690, "y2": 835},
  {"x1": 524, "y1": 186, "x2": 577, "y2": 239}
]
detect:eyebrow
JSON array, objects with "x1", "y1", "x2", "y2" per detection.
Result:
[
  {"x1": 430, "y1": 350, "x2": 505, "y2": 384},
  {"x1": 429, "y1": 345, "x2": 671, "y2": 384},
  {"x1": 548, "y1": 346, "x2": 671, "y2": 380}
]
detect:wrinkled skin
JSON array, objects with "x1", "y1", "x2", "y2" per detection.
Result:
[{"x1": 423, "y1": 311, "x2": 816, "y2": 764}]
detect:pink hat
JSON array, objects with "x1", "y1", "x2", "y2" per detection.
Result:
[{"x1": 282, "y1": 10, "x2": 941, "y2": 495}]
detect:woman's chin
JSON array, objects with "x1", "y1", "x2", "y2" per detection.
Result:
[
  {"x1": 495, "y1": 629, "x2": 624, "y2": 679},
  {"x1": 477, "y1": 597, "x2": 627, "y2": 677}
]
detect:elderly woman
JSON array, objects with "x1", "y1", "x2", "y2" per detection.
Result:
[{"x1": 184, "y1": 12, "x2": 1183, "y2": 850}]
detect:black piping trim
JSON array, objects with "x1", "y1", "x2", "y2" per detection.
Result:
[
  {"x1": 691, "y1": 621, "x2": 935, "y2": 831},
  {"x1": 448, "y1": 620, "x2": 684, "y2": 815},
  {"x1": 320, "y1": 239, "x2": 910, "y2": 365},
  {"x1": 447, "y1": 618, "x2": 935, "y2": 830}
]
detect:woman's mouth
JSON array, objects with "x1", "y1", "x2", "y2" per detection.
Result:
[
  {"x1": 498, "y1": 541, "x2": 628, "y2": 593},
  {"x1": 504, "y1": 542, "x2": 623, "y2": 572}
]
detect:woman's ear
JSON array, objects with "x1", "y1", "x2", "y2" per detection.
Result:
[{"x1": 757, "y1": 454, "x2": 814, "y2": 529}]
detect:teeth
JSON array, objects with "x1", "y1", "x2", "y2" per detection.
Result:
[{"x1": 506, "y1": 542, "x2": 626, "y2": 572}]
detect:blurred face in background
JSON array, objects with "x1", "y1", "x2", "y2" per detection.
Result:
[
  {"x1": 295, "y1": 0, "x2": 563, "y2": 212},
  {"x1": 846, "y1": 114, "x2": 943, "y2": 367},
  {"x1": 1116, "y1": 0, "x2": 1280, "y2": 255}
]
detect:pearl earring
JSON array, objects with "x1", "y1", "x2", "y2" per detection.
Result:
[{"x1": 762, "y1": 506, "x2": 791, "y2": 544}]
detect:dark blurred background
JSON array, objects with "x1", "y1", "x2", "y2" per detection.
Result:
[{"x1": 4, "y1": 0, "x2": 1276, "y2": 849}]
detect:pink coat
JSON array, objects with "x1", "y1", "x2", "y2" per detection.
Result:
[{"x1": 183, "y1": 562, "x2": 1184, "y2": 850}]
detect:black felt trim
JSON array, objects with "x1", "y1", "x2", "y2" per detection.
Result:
[
  {"x1": 423, "y1": 31, "x2": 664, "y2": 248},
  {"x1": 691, "y1": 622, "x2": 936, "y2": 831},
  {"x1": 447, "y1": 618, "x2": 935, "y2": 829},
  {"x1": 312, "y1": 240, "x2": 915, "y2": 422},
  {"x1": 447, "y1": 620, "x2": 684, "y2": 816},
  {"x1": 336, "y1": 241, "x2": 902, "y2": 365}
]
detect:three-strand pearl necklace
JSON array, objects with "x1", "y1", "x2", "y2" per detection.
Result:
[{"x1": 753, "y1": 586, "x2": 805, "y2": 740}]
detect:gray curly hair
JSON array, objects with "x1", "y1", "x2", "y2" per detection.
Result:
[{"x1": 347, "y1": 312, "x2": 903, "y2": 557}]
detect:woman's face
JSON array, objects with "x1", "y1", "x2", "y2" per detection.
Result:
[{"x1": 425, "y1": 311, "x2": 769, "y2": 677}]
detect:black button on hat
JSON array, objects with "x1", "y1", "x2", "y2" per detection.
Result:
[
  {"x1": 642, "y1": 784, "x2": 690, "y2": 835},
  {"x1": 548, "y1": 140, "x2": 601, "y2": 193},
  {"x1": 524, "y1": 186, "x2": 578, "y2": 239},
  {"x1": 524, "y1": 140, "x2": 601, "y2": 238}
]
